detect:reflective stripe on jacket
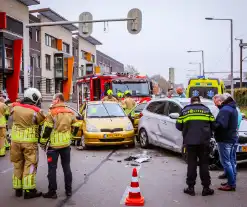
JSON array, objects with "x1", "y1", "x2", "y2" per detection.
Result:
[
  {"x1": 40, "y1": 103, "x2": 79, "y2": 149},
  {"x1": 176, "y1": 103, "x2": 215, "y2": 145},
  {"x1": 11, "y1": 103, "x2": 45, "y2": 143}
]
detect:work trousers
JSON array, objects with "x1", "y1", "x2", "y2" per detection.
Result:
[
  {"x1": 217, "y1": 142, "x2": 237, "y2": 187},
  {"x1": 47, "y1": 146, "x2": 72, "y2": 193},
  {"x1": 0, "y1": 128, "x2": 6, "y2": 156},
  {"x1": 10, "y1": 142, "x2": 38, "y2": 190},
  {"x1": 186, "y1": 144, "x2": 211, "y2": 188}
]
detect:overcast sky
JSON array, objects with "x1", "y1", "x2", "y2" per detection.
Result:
[{"x1": 31, "y1": 0, "x2": 247, "y2": 85}]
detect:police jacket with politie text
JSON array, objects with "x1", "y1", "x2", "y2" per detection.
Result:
[{"x1": 176, "y1": 103, "x2": 215, "y2": 145}]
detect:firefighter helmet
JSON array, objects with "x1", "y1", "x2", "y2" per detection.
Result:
[
  {"x1": 107, "y1": 89, "x2": 113, "y2": 95},
  {"x1": 24, "y1": 88, "x2": 42, "y2": 104}
]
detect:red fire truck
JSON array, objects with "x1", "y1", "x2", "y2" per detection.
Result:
[{"x1": 76, "y1": 72, "x2": 156, "y2": 109}]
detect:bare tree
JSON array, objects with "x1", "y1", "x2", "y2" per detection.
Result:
[{"x1": 124, "y1": 65, "x2": 139, "y2": 75}]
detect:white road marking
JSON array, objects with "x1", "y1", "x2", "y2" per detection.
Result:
[{"x1": 0, "y1": 163, "x2": 46, "y2": 174}]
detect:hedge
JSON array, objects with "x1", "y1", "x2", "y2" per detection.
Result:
[{"x1": 226, "y1": 88, "x2": 247, "y2": 107}]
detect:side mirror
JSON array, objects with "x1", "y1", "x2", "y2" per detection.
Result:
[{"x1": 169, "y1": 113, "x2": 179, "y2": 119}]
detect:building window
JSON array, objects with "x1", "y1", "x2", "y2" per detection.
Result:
[
  {"x1": 45, "y1": 34, "x2": 57, "y2": 48},
  {"x1": 81, "y1": 50, "x2": 86, "y2": 59},
  {"x1": 92, "y1": 55, "x2": 95, "y2": 63},
  {"x1": 63, "y1": 42, "x2": 70, "y2": 54},
  {"x1": 37, "y1": 56, "x2": 41, "y2": 68},
  {"x1": 29, "y1": 28, "x2": 32, "y2": 39},
  {"x1": 35, "y1": 30, "x2": 40, "y2": 42},
  {"x1": 46, "y1": 79, "x2": 51, "y2": 94},
  {"x1": 75, "y1": 48, "x2": 78, "y2": 56},
  {"x1": 5, "y1": 46, "x2": 13, "y2": 69},
  {"x1": 45, "y1": 54, "x2": 51, "y2": 70},
  {"x1": 79, "y1": 65, "x2": 84, "y2": 76},
  {"x1": 72, "y1": 46, "x2": 75, "y2": 56},
  {"x1": 37, "y1": 81, "x2": 41, "y2": 91}
]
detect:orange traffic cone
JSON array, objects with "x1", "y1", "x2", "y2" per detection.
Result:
[{"x1": 125, "y1": 168, "x2": 145, "y2": 206}]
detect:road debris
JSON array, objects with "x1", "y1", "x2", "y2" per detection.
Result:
[{"x1": 124, "y1": 153, "x2": 151, "y2": 163}]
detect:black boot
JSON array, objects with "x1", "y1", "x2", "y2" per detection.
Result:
[
  {"x1": 202, "y1": 187, "x2": 214, "y2": 196},
  {"x1": 184, "y1": 187, "x2": 195, "y2": 196},
  {"x1": 15, "y1": 189, "x2": 23, "y2": 197},
  {"x1": 24, "y1": 189, "x2": 42, "y2": 199},
  {"x1": 43, "y1": 191, "x2": 58, "y2": 199},
  {"x1": 66, "y1": 191, "x2": 72, "y2": 197}
]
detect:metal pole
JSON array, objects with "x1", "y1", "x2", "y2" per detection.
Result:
[
  {"x1": 33, "y1": 56, "x2": 35, "y2": 87},
  {"x1": 230, "y1": 20, "x2": 234, "y2": 96},
  {"x1": 23, "y1": 24, "x2": 29, "y2": 90},
  {"x1": 26, "y1": 18, "x2": 136, "y2": 28},
  {"x1": 240, "y1": 39, "x2": 243, "y2": 87},
  {"x1": 199, "y1": 63, "x2": 202, "y2": 76},
  {"x1": 201, "y1": 51, "x2": 205, "y2": 76}
]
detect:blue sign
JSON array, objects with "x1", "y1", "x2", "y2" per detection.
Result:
[
  {"x1": 207, "y1": 90, "x2": 214, "y2": 98},
  {"x1": 192, "y1": 90, "x2": 199, "y2": 97}
]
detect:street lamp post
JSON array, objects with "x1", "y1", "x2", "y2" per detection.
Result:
[
  {"x1": 189, "y1": 62, "x2": 202, "y2": 76},
  {"x1": 205, "y1": 17, "x2": 234, "y2": 96},
  {"x1": 187, "y1": 50, "x2": 205, "y2": 76}
]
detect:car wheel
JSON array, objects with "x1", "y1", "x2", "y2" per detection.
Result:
[
  {"x1": 135, "y1": 135, "x2": 140, "y2": 143},
  {"x1": 139, "y1": 128, "x2": 149, "y2": 148},
  {"x1": 128, "y1": 141, "x2": 136, "y2": 148},
  {"x1": 71, "y1": 140, "x2": 75, "y2": 146},
  {"x1": 209, "y1": 151, "x2": 222, "y2": 171}
]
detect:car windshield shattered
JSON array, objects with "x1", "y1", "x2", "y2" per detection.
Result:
[
  {"x1": 180, "y1": 101, "x2": 219, "y2": 118},
  {"x1": 87, "y1": 103, "x2": 126, "y2": 118}
]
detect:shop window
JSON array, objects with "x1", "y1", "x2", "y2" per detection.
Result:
[{"x1": 46, "y1": 79, "x2": 52, "y2": 94}]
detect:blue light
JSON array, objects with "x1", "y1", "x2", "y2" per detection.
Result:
[{"x1": 197, "y1": 76, "x2": 205, "y2": 79}]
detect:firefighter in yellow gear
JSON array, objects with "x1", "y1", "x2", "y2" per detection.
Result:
[
  {"x1": 123, "y1": 90, "x2": 136, "y2": 115},
  {"x1": 102, "y1": 89, "x2": 118, "y2": 102},
  {"x1": 10, "y1": 88, "x2": 45, "y2": 199},
  {"x1": 116, "y1": 91, "x2": 125, "y2": 107},
  {"x1": 40, "y1": 93, "x2": 81, "y2": 199},
  {"x1": 0, "y1": 97, "x2": 9, "y2": 156}
]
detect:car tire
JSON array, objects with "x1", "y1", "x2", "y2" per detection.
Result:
[
  {"x1": 209, "y1": 151, "x2": 222, "y2": 171},
  {"x1": 128, "y1": 141, "x2": 136, "y2": 148},
  {"x1": 139, "y1": 128, "x2": 149, "y2": 148}
]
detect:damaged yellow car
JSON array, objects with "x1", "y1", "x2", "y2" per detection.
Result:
[{"x1": 81, "y1": 101, "x2": 135, "y2": 148}]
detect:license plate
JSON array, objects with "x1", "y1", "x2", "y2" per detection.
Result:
[
  {"x1": 240, "y1": 146, "x2": 247, "y2": 152},
  {"x1": 104, "y1": 134, "x2": 122, "y2": 138}
]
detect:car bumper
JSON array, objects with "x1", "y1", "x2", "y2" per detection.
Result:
[{"x1": 84, "y1": 131, "x2": 135, "y2": 146}]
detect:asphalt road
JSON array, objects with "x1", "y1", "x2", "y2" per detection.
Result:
[
  {"x1": 1, "y1": 144, "x2": 247, "y2": 207},
  {"x1": 1, "y1": 102, "x2": 247, "y2": 207}
]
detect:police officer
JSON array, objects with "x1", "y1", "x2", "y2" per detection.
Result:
[
  {"x1": 123, "y1": 90, "x2": 136, "y2": 115},
  {"x1": 0, "y1": 97, "x2": 9, "y2": 156},
  {"x1": 102, "y1": 89, "x2": 118, "y2": 102},
  {"x1": 10, "y1": 88, "x2": 45, "y2": 199},
  {"x1": 40, "y1": 93, "x2": 81, "y2": 199},
  {"x1": 176, "y1": 96, "x2": 215, "y2": 196}
]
